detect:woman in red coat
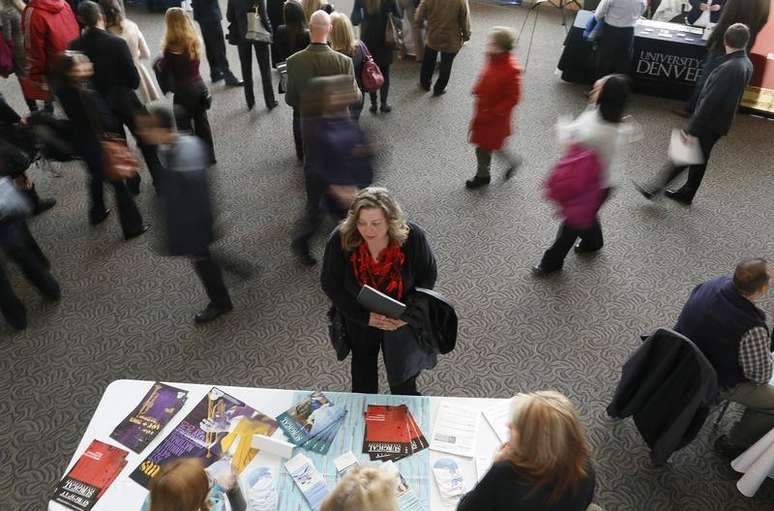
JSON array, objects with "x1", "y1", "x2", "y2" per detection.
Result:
[{"x1": 466, "y1": 27, "x2": 523, "y2": 189}]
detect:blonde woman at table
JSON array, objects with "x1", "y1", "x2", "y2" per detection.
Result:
[
  {"x1": 141, "y1": 458, "x2": 231, "y2": 511},
  {"x1": 321, "y1": 466, "x2": 399, "y2": 511},
  {"x1": 321, "y1": 187, "x2": 438, "y2": 396},
  {"x1": 457, "y1": 391, "x2": 596, "y2": 511}
]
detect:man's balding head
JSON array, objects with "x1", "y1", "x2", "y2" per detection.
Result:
[
  {"x1": 309, "y1": 10, "x2": 332, "y2": 43},
  {"x1": 733, "y1": 258, "x2": 772, "y2": 299}
]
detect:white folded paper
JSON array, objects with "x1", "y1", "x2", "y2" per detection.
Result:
[
  {"x1": 731, "y1": 426, "x2": 774, "y2": 497},
  {"x1": 668, "y1": 129, "x2": 704, "y2": 166}
]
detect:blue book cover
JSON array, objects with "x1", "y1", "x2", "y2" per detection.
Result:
[{"x1": 276, "y1": 391, "x2": 332, "y2": 446}]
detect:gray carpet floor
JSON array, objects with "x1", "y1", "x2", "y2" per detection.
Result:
[{"x1": 2, "y1": 2, "x2": 774, "y2": 509}]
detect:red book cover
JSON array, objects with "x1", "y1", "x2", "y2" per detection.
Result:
[
  {"x1": 363, "y1": 405, "x2": 412, "y2": 459},
  {"x1": 51, "y1": 439, "x2": 128, "y2": 511}
]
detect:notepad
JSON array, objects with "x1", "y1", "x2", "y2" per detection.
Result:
[
  {"x1": 668, "y1": 129, "x2": 704, "y2": 166},
  {"x1": 357, "y1": 285, "x2": 406, "y2": 319}
]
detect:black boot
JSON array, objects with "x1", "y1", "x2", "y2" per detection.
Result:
[{"x1": 23, "y1": 185, "x2": 56, "y2": 215}]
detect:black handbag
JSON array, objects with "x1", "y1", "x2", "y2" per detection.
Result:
[{"x1": 327, "y1": 306, "x2": 351, "y2": 361}]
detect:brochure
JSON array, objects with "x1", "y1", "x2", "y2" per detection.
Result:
[
  {"x1": 51, "y1": 439, "x2": 128, "y2": 511},
  {"x1": 109, "y1": 382, "x2": 188, "y2": 453},
  {"x1": 277, "y1": 392, "x2": 347, "y2": 454},
  {"x1": 430, "y1": 403, "x2": 480, "y2": 458},
  {"x1": 285, "y1": 453, "x2": 329, "y2": 511},
  {"x1": 129, "y1": 387, "x2": 278, "y2": 488},
  {"x1": 362, "y1": 405, "x2": 426, "y2": 462}
]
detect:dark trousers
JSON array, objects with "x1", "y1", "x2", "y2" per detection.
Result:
[
  {"x1": 350, "y1": 330, "x2": 420, "y2": 395},
  {"x1": 292, "y1": 108, "x2": 303, "y2": 160},
  {"x1": 0, "y1": 220, "x2": 60, "y2": 327},
  {"x1": 474, "y1": 147, "x2": 519, "y2": 178},
  {"x1": 540, "y1": 188, "x2": 610, "y2": 271},
  {"x1": 199, "y1": 19, "x2": 233, "y2": 79},
  {"x1": 368, "y1": 64, "x2": 391, "y2": 106},
  {"x1": 652, "y1": 132, "x2": 721, "y2": 200},
  {"x1": 192, "y1": 251, "x2": 232, "y2": 308},
  {"x1": 420, "y1": 46, "x2": 457, "y2": 94},
  {"x1": 596, "y1": 23, "x2": 635, "y2": 78},
  {"x1": 291, "y1": 171, "x2": 326, "y2": 255},
  {"x1": 114, "y1": 103, "x2": 164, "y2": 188},
  {"x1": 237, "y1": 42, "x2": 275, "y2": 108},
  {"x1": 81, "y1": 143, "x2": 144, "y2": 236},
  {"x1": 174, "y1": 85, "x2": 215, "y2": 163}
]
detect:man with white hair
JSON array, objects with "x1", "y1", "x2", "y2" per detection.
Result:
[{"x1": 286, "y1": 10, "x2": 360, "y2": 266}]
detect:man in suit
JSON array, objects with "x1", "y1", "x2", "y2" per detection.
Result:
[
  {"x1": 69, "y1": 1, "x2": 164, "y2": 194},
  {"x1": 192, "y1": 0, "x2": 243, "y2": 86},
  {"x1": 285, "y1": 10, "x2": 360, "y2": 266},
  {"x1": 673, "y1": 258, "x2": 773, "y2": 458},
  {"x1": 635, "y1": 23, "x2": 753, "y2": 205}
]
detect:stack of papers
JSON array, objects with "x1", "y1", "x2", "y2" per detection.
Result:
[
  {"x1": 285, "y1": 453, "x2": 329, "y2": 511},
  {"x1": 430, "y1": 403, "x2": 480, "y2": 458},
  {"x1": 362, "y1": 405, "x2": 428, "y2": 462},
  {"x1": 51, "y1": 440, "x2": 128, "y2": 511},
  {"x1": 277, "y1": 391, "x2": 347, "y2": 455}
]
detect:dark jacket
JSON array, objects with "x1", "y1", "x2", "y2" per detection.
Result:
[
  {"x1": 607, "y1": 328, "x2": 719, "y2": 465},
  {"x1": 159, "y1": 134, "x2": 214, "y2": 257},
  {"x1": 321, "y1": 222, "x2": 438, "y2": 384},
  {"x1": 192, "y1": 0, "x2": 222, "y2": 22},
  {"x1": 308, "y1": 115, "x2": 373, "y2": 187},
  {"x1": 274, "y1": 25, "x2": 310, "y2": 62},
  {"x1": 351, "y1": 0, "x2": 401, "y2": 68},
  {"x1": 227, "y1": 0, "x2": 271, "y2": 44},
  {"x1": 686, "y1": 0, "x2": 727, "y2": 25},
  {"x1": 674, "y1": 276, "x2": 769, "y2": 389},
  {"x1": 458, "y1": 461, "x2": 595, "y2": 511},
  {"x1": 54, "y1": 83, "x2": 121, "y2": 149},
  {"x1": 687, "y1": 50, "x2": 752, "y2": 137},
  {"x1": 402, "y1": 287, "x2": 457, "y2": 355},
  {"x1": 69, "y1": 28, "x2": 141, "y2": 117}
]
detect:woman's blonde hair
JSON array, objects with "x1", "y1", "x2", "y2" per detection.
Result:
[
  {"x1": 339, "y1": 187, "x2": 410, "y2": 252},
  {"x1": 320, "y1": 467, "x2": 398, "y2": 511},
  {"x1": 302, "y1": 0, "x2": 328, "y2": 21},
  {"x1": 330, "y1": 12, "x2": 357, "y2": 55},
  {"x1": 506, "y1": 391, "x2": 589, "y2": 501},
  {"x1": 148, "y1": 458, "x2": 210, "y2": 511},
  {"x1": 162, "y1": 7, "x2": 202, "y2": 60}
]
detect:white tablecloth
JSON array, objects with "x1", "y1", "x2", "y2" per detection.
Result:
[{"x1": 49, "y1": 380, "x2": 509, "y2": 511}]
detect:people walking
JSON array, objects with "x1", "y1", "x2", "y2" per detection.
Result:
[
  {"x1": 635, "y1": 23, "x2": 753, "y2": 206},
  {"x1": 466, "y1": 27, "x2": 522, "y2": 189},
  {"x1": 329, "y1": 12, "x2": 368, "y2": 120},
  {"x1": 192, "y1": 0, "x2": 243, "y2": 86},
  {"x1": 285, "y1": 9, "x2": 359, "y2": 265},
  {"x1": 160, "y1": 7, "x2": 217, "y2": 164},
  {"x1": 533, "y1": 74, "x2": 631, "y2": 276},
  {"x1": 138, "y1": 106, "x2": 234, "y2": 324},
  {"x1": 71, "y1": 1, "x2": 165, "y2": 193},
  {"x1": 321, "y1": 187, "x2": 438, "y2": 395},
  {"x1": 226, "y1": 0, "x2": 278, "y2": 111},
  {"x1": 416, "y1": 0, "x2": 470, "y2": 96},
  {"x1": 100, "y1": 0, "x2": 161, "y2": 105},
  {"x1": 351, "y1": 0, "x2": 400, "y2": 113}
]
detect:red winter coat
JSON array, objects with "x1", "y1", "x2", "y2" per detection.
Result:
[
  {"x1": 469, "y1": 52, "x2": 522, "y2": 152},
  {"x1": 21, "y1": 0, "x2": 79, "y2": 101}
]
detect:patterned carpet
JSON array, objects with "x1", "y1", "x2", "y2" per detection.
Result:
[{"x1": 1, "y1": 2, "x2": 774, "y2": 510}]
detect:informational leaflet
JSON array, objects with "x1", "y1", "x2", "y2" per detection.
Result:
[
  {"x1": 333, "y1": 451, "x2": 359, "y2": 476},
  {"x1": 276, "y1": 391, "x2": 347, "y2": 455},
  {"x1": 482, "y1": 401, "x2": 511, "y2": 445},
  {"x1": 285, "y1": 453, "x2": 329, "y2": 511},
  {"x1": 380, "y1": 460, "x2": 423, "y2": 511},
  {"x1": 51, "y1": 440, "x2": 128, "y2": 511},
  {"x1": 429, "y1": 403, "x2": 480, "y2": 458},
  {"x1": 432, "y1": 458, "x2": 466, "y2": 506}
]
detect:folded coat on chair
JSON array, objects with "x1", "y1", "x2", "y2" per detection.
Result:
[{"x1": 607, "y1": 328, "x2": 720, "y2": 465}]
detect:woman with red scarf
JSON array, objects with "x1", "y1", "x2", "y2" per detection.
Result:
[{"x1": 321, "y1": 187, "x2": 437, "y2": 395}]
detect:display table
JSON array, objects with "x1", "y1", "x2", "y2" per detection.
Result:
[
  {"x1": 49, "y1": 380, "x2": 508, "y2": 511},
  {"x1": 557, "y1": 10, "x2": 707, "y2": 99}
]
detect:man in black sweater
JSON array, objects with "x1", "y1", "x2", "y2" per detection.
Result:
[
  {"x1": 192, "y1": 0, "x2": 242, "y2": 86},
  {"x1": 69, "y1": 1, "x2": 164, "y2": 193},
  {"x1": 635, "y1": 23, "x2": 753, "y2": 205}
]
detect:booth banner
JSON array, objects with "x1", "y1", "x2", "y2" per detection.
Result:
[{"x1": 743, "y1": 0, "x2": 774, "y2": 114}]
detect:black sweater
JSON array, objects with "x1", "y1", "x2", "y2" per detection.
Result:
[{"x1": 457, "y1": 461, "x2": 596, "y2": 511}]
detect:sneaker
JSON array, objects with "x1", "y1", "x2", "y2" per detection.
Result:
[{"x1": 465, "y1": 176, "x2": 491, "y2": 189}]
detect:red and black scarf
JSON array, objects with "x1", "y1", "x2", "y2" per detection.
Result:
[{"x1": 351, "y1": 242, "x2": 405, "y2": 299}]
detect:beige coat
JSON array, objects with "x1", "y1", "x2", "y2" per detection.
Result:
[
  {"x1": 416, "y1": 0, "x2": 471, "y2": 54},
  {"x1": 108, "y1": 19, "x2": 161, "y2": 104}
]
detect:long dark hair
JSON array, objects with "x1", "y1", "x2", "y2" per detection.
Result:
[
  {"x1": 597, "y1": 74, "x2": 630, "y2": 124},
  {"x1": 283, "y1": 0, "x2": 308, "y2": 50},
  {"x1": 707, "y1": 0, "x2": 770, "y2": 52}
]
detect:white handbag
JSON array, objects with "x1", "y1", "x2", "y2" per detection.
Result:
[{"x1": 246, "y1": 3, "x2": 272, "y2": 43}]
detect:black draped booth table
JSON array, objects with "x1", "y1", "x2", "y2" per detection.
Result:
[{"x1": 558, "y1": 10, "x2": 707, "y2": 99}]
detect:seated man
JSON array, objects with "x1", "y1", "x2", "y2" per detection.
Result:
[{"x1": 674, "y1": 258, "x2": 773, "y2": 457}]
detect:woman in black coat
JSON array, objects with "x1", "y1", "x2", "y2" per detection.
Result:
[
  {"x1": 321, "y1": 187, "x2": 437, "y2": 395},
  {"x1": 266, "y1": 0, "x2": 286, "y2": 66},
  {"x1": 351, "y1": 0, "x2": 400, "y2": 113},
  {"x1": 227, "y1": 0, "x2": 278, "y2": 110}
]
